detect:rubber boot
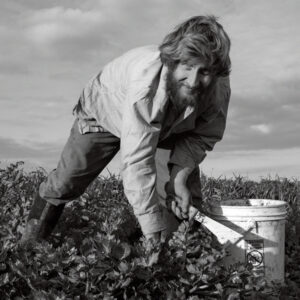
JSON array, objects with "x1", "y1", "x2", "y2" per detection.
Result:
[{"x1": 20, "y1": 194, "x2": 65, "y2": 245}]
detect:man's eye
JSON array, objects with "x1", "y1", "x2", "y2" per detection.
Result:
[
  {"x1": 200, "y1": 69, "x2": 211, "y2": 75},
  {"x1": 184, "y1": 65, "x2": 193, "y2": 70},
  {"x1": 180, "y1": 61, "x2": 193, "y2": 69}
]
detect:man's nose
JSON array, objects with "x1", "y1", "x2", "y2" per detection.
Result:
[
  {"x1": 187, "y1": 69, "x2": 211, "y2": 88},
  {"x1": 186, "y1": 69, "x2": 199, "y2": 88}
]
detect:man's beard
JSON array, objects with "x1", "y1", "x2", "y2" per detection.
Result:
[{"x1": 166, "y1": 69, "x2": 204, "y2": 113}]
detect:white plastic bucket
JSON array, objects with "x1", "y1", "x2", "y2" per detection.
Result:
[{"x1": 208, "y1": 199, "x2": 287, "y2": 283}]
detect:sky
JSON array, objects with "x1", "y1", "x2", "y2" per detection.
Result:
[{"x1": 0, "y1": 0, "x2": 299, "y2": 180}]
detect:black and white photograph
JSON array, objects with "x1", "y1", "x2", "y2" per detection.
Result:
[{"x1": 0, "y1": 1, "x2": 299, "y2": 299}]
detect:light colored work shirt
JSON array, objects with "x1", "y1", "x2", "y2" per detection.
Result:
[{"x1": 74, "y1": 45, "x2": 231, "y2": 235}]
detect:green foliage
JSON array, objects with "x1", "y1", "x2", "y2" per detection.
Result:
[{"x1": 0, "y1": 162, "x2": 299, "y2": 299}]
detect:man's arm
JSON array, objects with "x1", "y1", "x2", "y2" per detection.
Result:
[
  {"x1": 167, "y1": 165, "x2": 193, "y2": 219},
  {"x1": 167, "y1": 77, "x2": 231, "y2": 217},
  {"x1": 121, "y1": 87, "x2": 166, "y2": 239}
]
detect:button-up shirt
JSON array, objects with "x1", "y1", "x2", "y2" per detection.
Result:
[{"x1": 74, "y1": 45, "x2": 231, "y2": 235}]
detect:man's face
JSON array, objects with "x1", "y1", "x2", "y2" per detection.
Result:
[{"x1": 166, "y1": 57, "x2": 215, "y2": 112}]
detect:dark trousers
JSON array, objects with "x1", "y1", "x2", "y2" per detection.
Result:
[
  {"x1": 39, "y1": 120, "x2": 120, "y2": 205},
  {"x1": 39, "y1": 119, "x2": 202, "y2": 208}
]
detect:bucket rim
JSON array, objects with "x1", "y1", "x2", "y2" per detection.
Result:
[{"x1": 210, "y1": 198, "x2": 287, "y2": 209}]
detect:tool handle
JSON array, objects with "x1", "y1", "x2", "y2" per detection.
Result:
[{"x1": 188, "y1": 205, "x2": 204, "y2": 222}]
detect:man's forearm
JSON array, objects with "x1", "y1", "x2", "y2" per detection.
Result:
[
  {"x1": 170, "y1": 164, "x2": 193, "y2": 189},
  {"x1": 167, "y1": 164, "x2": 195, "y2": 219}
]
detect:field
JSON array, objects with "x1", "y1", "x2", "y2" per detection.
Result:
[{"x1": 0, "y1": 161, "x2": 299, "y2": 299}]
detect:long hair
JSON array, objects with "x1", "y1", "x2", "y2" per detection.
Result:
[{"x1": 159, "y1": 16, "x2": 231, "y2": 77}]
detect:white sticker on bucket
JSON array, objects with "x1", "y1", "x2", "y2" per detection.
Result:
[{"x1": 245, "y1": 239, "x2": 265, "y2": 275}]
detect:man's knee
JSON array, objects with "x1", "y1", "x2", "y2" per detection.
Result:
[{"x1": 39, "y1": 171, "x2": 87, "y2": 205}]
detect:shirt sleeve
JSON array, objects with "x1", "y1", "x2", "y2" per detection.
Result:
[
  {"x1": 120, "y1": 83, "x2": 166, "y2": 236},
  {"x1": 169, "y1": 77, "x2": 231, "y2": 169}
]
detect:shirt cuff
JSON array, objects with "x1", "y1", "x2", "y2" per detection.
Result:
[
  {"x1": 136, "y1": 208, "x2": 167, "y2": 235},
  {"x1": 168, "y1": 143, "x2": 207, "y2": 170}
]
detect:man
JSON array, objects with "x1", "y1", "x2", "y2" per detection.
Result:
[{"x1": 21, "y1": 15, "x2": 231, "y2": 244}]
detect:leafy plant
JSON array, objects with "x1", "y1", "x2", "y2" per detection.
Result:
[{"x1": 0, "y1": 162, "x2": 299, "y2": 299}]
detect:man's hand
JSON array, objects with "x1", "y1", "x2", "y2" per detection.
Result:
[
  {"x1": 166, "y1": 165, "x2": 194, "y2": 220},
  {"x1": 144, "y1": 205, "x2": 182, "y2": 242}
]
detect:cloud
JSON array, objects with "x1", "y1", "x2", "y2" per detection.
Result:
[
  {"x1": 0, "y1": 95, "x2": 72, "y2": 122},
  {"x1": 0, "y1": 60, "x2": 29, "y2": 75},
  {"x1": 220, "y1": 76, "x2": 300, "y2": 151},
  {"x1": 229, "y1": 0, "x2": 300, "y2": 97},
  {"x1": 0, "y1": 96, "x2": 75, "y2": 145},
  {"x1": 26, "y1": 7, "x2": 103, "y2": 44},
  {"x1": 250, "y1": 124, "x2": 271, "y2": 135},
  {"x1": 0, "y1": 136, "x2": 120, "y2": 175},
  {"x1": 23, "y1": 6, "x2": 110, "y2": 61},
  {"x1": 0, "y1": 3, "x2": 112, "y2": 69},
  {"x1": 8, "y1": 0, "x2": 235, "y2": 64},
  {"x1": 0, "y1": 22, "x2": 30, "y2": 75},
  {"x1": 202, "y1": 147, "x2": 300, "y2": 180},
  {"x1": 0, "y1": 136, "x2": 61, "y2": 169},
  {"x1": 0, "y1": 0, "x2": 299, "y2": 179}
]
